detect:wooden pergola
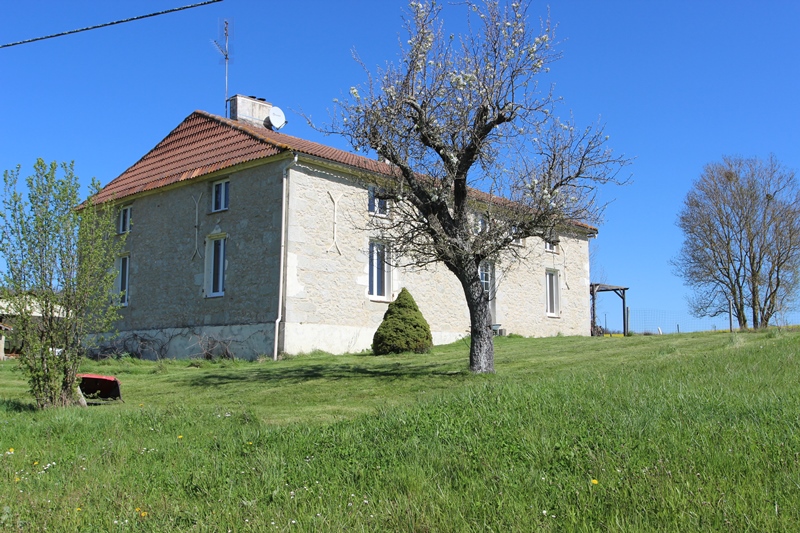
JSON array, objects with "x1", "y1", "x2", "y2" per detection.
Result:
[{"x1": 590, "y1": 283, "x2": 629, "y2": 336}]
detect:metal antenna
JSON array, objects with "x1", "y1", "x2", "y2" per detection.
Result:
[{"x1": 213, "y1": 19, "x2": 230, "y2": 116}]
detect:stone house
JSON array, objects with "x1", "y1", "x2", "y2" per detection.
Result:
[{"x1": 93, "y1": 95, "x2": 595, "y2": 359}]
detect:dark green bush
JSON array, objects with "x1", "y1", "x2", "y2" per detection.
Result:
[{"x1": 372, "y1": 288, "x2": 433, "y2": 355}]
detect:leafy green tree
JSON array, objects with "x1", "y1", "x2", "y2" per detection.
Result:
[
  {"x1": 373, "y1": 288, "x2": 433, "y2": 355},
  {"x1": 0, "y1": 159, "x2": 124, "y2": 408}
]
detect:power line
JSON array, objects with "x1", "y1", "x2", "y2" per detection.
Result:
[{"x1": 1, "y1": 0, "x2": 223, "y2": 49}]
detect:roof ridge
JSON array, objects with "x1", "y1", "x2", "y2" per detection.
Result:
[
  {"x1": 194, "y1": 110, "x2": 295, "y2": 152},
  {"x1": 196, "y1": 110, "x2": 398, "y2": 175}
]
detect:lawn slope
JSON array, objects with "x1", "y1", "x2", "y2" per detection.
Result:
[{"x1": 1, "y1": 330, "x2": 798, "y2": 531}]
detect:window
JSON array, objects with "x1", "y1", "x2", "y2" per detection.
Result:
[
  {"x1": 545, "y1": 240, "x2": 558, "y2": 253},
  {"x1": 368, "y1": 186, "x2": 388, "y2": 216},
  {"x1": 206, "y1": 235, "x2": 226, "y2": 297},
  {"x1": 475, "y1": 215, "x2": 488, "y2": 234},
  {"x1": 546, "y1": 270, "x2": 560, "y2": 317},
  {"x1": 118, "y1": 255, "x2": 130, "y2": 306},
  {"x1": 510, "y1": 225, "x2": 522, "y2": 246},
  {"x1": 368, "y1": 241, "x2": 390, "y2": 298},
  {"x1": 212, "y1": 179, "x2": 230, "y2": 212},
  {"x1": 118, "y1": 206, "x2": 131, "y2": 234},
  {"x1": 479, "y1": 261, "x2": 493, "y2": 295},
  {"x1": 479, "y1": 261, "x2": 497, "y2": 323}
]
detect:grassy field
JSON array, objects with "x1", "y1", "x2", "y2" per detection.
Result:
[{"x1": 1, "y1": 330, "x2": 799, "y2": 531}]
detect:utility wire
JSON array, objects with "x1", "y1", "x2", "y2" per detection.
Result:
[{"x1": 1, "y1": 0, "x2": 223, "y2": 49}]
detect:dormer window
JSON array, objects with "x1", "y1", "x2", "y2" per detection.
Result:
[
  {"x1": 545, "y1": 240, "x2": 558, "y2": 253},
  {"x1": 212, "y1": 179, "x2": 230, "y2": 212},
  {"x1": 118, "y1": 206, "x2": 131, "y2": 234},
  {"x1": 368, "y1": 186, "x2": 388, "y2": 216}
]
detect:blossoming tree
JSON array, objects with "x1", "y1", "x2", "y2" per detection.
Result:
[{"x1": 329, "y1": 1, "x2": 627, "y2": 372}]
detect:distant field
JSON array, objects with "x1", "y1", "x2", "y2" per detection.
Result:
[{"x1": 1, "y1": 330, "x2": 799, "y2": 531}]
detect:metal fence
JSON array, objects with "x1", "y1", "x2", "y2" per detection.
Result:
[{"x1": 626, "y1": 309, "x2": 800, "y2": 335}]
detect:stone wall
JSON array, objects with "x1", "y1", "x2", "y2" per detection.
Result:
[
  {"x1": 109, "y1": 154, "x2": 592, "y2": 359},
  {"x1": 113, "y1": 160, "x2": 286, "y2": 358},
  {"x1": 495, "y1": 235, "x2": 592, "y2": 337},
  {"x1": 280, "y1": 161, "x2": 592, "y2": 354}
]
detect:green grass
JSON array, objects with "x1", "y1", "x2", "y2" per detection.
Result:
[{"x1": 1, "y1": 330, "x2": 799, "y2": 531}]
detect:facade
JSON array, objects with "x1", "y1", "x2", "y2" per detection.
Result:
[{"x1": 95, "y1": 95, "x2": 595, "y2": 359}]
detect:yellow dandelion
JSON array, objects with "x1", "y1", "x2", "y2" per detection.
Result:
[
  {"x1": 591, "y1": 479, "x2": 599, "y2": 485},
  {"x1": 178, "y1": 435, "x2": 183, "y2": 439},
  {"x1": 135, "y1": 508, "x2": 140, "y2": 512},
  {"x1": 248, "y1": 442, "x2": 253, "y2": 445},
  {"x1": 76, "y1": 508, "x2": 82, "y2": 512},
  {"x1": 8, "y1": 448, "x2": 13, "y2": 453},
  {"x1": 139, "y1": 403, "x2": 144, "y2": 407},
  {"x1": 14, "y1": 477, "x2": 20, "y2": 482},
  {"x1": 141, "y1": 511, "x2": 148, "y2": 517},
  {"x1": 33, "y1": 461, "x2": 39, "y2": 466}
]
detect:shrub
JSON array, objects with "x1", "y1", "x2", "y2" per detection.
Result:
[{"x1": 372, "y1": 288, "x2": 433, "y2": 355}]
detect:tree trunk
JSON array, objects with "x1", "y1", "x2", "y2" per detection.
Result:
[
  {"x1": 731, "y1": 287, "x2": 747, "y2": 329},
  {"x1": 459, "y1": 264, "x2": 495, "y2": 373},
  {"x1": 468, "y1": 297, "x2": 495, "y2": 373},
  {"x1": 736, "y1": 304, "x2": 748, "y2": 329},
  {"x1": 751, "y1": 287, "x2": 761, "y2": 329}
]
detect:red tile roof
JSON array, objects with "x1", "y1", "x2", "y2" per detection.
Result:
[
  {"x1": 94, "y1": 111, "x2": 393, "y2": 204},
  {"x1": 94, "y1": 110, "x2": 596, "y2": 233}
]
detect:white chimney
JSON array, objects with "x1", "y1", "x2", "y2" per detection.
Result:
[{"x1": 227, "y1": 94, "x2": 272, "y2": 128}]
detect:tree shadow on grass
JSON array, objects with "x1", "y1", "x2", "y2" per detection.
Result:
[
  {"x1": 185, "y1": 358, "x2": 469, "y2": 388},
  {"x1": 0, "y1": 398, "x2": 37, "y2": 413}
]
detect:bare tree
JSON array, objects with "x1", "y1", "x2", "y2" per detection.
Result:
[
  {"x1": 324, "y1": 1, "x2": 627, "y2": 372},
  {"x1": 674, "y1": 155, "x2": 800, "y2": 329}
]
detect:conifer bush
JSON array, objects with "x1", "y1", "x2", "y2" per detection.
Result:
[{"x1": 372, "y1": 288, "x2": 433, "y2": 355}]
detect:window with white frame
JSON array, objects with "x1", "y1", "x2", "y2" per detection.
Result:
[
  {"x1": 545, "y1": 240, "x2": 558, "y2": 253},
  {"x1": 368, "y1": 186, "x2": 388, "y2": 216},
  {"x1": 212, "y1": 179, "x2": 230, "y2": 212},
  {"x1": 205, "y1": 235, "x2": 227, "y2": 297},
  {"x1": 118, "y1": 206, "x2": 131, "y2": 234},
  {"x1": 479, "y1": 261, "x2": 497, "y2": 324},
  {"x1": 479, "y1": 261, "x2": 493, "y2": 295},
  {"x1": 118, "y1": 255, "x2": 130, "y2": 306},
  {"x1": 475, "y1": 215, "x2": 489, "y2": 234},
  {"x1": 546, "y1": 269, "x2": 560, "y2": 317},
  {"x1": 368, "y1": 240, "x2": 391, "y2": 298}
]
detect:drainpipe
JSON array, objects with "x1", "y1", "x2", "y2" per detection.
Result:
[{"x1": 273, "y1": 153, "x2": 297, "y2": 360}]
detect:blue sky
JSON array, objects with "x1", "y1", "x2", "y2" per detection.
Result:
[{"x1": 2, "y1": 1, "x2": 799, "y2": 332}]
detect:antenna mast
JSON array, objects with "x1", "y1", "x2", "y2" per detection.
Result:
[{"x1": 213, "y1": 19, "x2": 230, "y2": 116}]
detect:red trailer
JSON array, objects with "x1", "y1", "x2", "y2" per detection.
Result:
[{"x1": 77, "y1": 373, "x2": 122, "y2": 401}]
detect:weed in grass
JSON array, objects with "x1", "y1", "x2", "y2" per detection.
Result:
[
  {"x1": 765, "y1": 327, "x2": 784, "y2": 339},
  {"x1": 729, "y1": 332, "x2": 744, "y2": 347}
]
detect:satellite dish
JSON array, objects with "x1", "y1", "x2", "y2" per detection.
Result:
[{"x1": 268, "y1": 106, "x2": 286, "y2": 130}]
